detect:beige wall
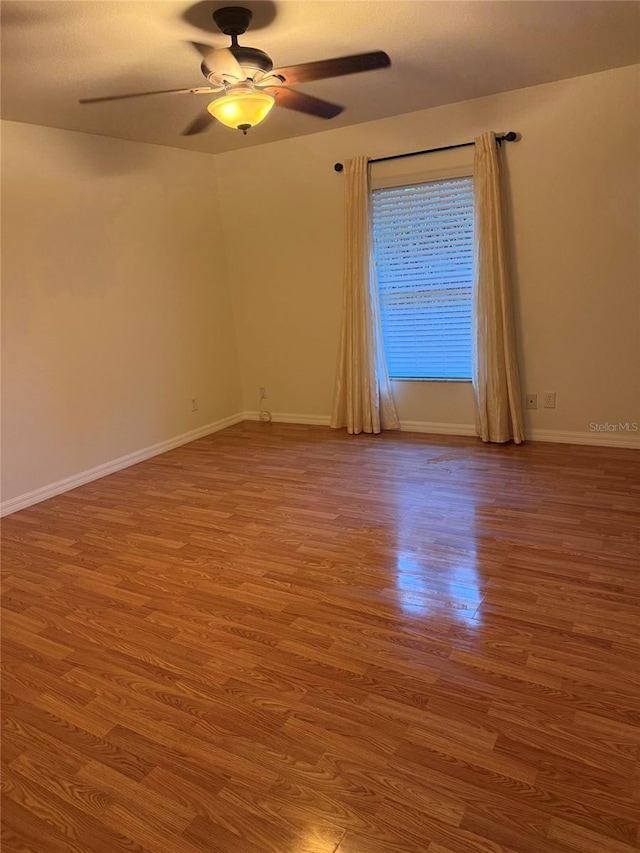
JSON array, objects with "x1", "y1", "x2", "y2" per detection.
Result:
[
  {"x1": 1, "y1": 121, "x2": 241, "y2": 503},
  {"x1": 215, "y1": 65, "x2": 640, "y2": 436}
]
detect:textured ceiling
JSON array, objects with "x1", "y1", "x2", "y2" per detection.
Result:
[{"x1": 2, "y1": 0, "x2": 639, "y2": 154}]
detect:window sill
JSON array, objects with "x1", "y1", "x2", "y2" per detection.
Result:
[{"x1": 390, "y1": 377, "x2": 473, "y2": 383}]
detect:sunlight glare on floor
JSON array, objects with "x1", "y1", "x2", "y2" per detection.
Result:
[{"x1": 394, "y1": 550, "x2": 483, "y2": 626}]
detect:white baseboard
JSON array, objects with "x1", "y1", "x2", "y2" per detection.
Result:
[
  {"x1": 243, "y1": 412, "x2": 640, "y2": 449},
  {"x1": 242, "y1": 411, "x2": 332, "y2": 426},
  {"x1": 402, "y1": 422, "x2": 639, "y2": 447},
  {"x1": 0, "y1": 413, "x2": 246, "y2": 517},
  {"x1": 526, "y1": 428, "x2": 640, "y2": 449},
  {"x1": 243, "y1": 412, "x2": 474, "y2": 434},
  {"x1": 244, "y1": 412, "x2": 474, "y2": 434},
  {"x1": 399, "y1": 420, "x2": 476, "y2": 437}
]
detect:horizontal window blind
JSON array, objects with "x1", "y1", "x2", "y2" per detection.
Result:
[{"x1": 372, "y1": 176, "x2": 474, "y2": 380}]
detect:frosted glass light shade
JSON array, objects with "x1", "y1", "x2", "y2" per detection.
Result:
[{"x1": 207, "y1": 91, "x2": 275, "y2": 131}]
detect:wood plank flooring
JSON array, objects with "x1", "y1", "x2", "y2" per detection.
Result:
[{"x1": 2, "y1": 422, "x2": 639, "y2": 853}]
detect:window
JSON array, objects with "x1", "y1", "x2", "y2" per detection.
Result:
[{"x1": 372, "y1": 176, "x2": 474, "y2": 380}]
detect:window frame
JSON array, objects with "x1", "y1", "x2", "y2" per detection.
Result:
[{"x1": 371, "y1": 163, "x2": 475, "y2": 383}]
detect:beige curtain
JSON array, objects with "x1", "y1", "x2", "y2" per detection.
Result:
[
  {"x1": 472, "y1": 132, "x2": 524, "y2": 444},
  {"x1": 331, "y1": 156, "x2": 400, "y2": 435}
]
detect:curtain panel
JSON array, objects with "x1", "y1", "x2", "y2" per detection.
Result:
[
  {"x1": 330, "y1": 156, "x2": 399, "y2": 435},
  {"x1": 472, "y1": 132, "x2": 525, "y2": 444}
]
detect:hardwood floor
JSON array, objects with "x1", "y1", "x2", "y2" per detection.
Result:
[{"x1": 2, "y1": 422, "x2": 639, "y2": 853}]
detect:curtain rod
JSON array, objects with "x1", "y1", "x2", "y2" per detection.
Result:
[{"x1": 333, "y1": 131, "x2": 518, "y2": 172}]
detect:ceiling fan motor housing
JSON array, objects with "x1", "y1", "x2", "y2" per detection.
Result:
[
  {"x1": 231, "y1": 46, "x2": 273, "y2": 75},
  {"x1": 201, "y1": 45, "x2": 273, "y2": 83},
  {"x1": 213, "y1": 6, "x2": 253, "y2": 37}
]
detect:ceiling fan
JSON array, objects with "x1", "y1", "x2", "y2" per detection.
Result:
[{"x1": 79, "y1": 6, "x2": 391, "y2": 136}]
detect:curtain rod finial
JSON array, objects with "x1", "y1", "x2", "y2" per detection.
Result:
[
  {"x1": 334, "y1": 162, "x2": 344, "y2": 172},
  {"x1": 503, "y1": 131, "x2": 518, "y2": 142}
]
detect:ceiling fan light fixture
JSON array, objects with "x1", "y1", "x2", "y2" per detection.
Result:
[{"x1": 207, "y1": 88, "x2": 274, "y2": 133}]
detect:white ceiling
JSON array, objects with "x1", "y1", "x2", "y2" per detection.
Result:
[{"x1": 2, "y1": 0, "x2": 639, "y2": 155}]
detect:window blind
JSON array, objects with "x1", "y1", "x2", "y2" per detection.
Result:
[{"x1": 372, "y1": 176, "x2": 474, "y2": 380}]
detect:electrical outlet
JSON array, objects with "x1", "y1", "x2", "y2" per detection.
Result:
[
  {"x1": 543, "y1": 392, "x2": 556, "y2": 409},
  {"x1": 190, "y1": 397, "x2": 198, "y2": 413},
  {"x1": 259, "y1": 387, "x2": 267, "y2": 401},
  {"x1": 525, "y1": 394, "x2": 537, "y2": 410}
]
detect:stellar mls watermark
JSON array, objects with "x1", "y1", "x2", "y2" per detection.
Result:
[{"x1": 589, "y1": 422, "x2": 639, "y2": 432}]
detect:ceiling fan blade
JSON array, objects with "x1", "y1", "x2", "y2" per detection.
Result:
[
  {"x1": 272, "y1": 51, "x2": 390, "y2": 85},
  {"x1": 189, "y1": 42, "x2": 245, "y2": 81},
  {"x1": 189, "y1": 41, "x2": 215, "y2": 59},
  {"x1": 266, "y1": 87, "x2": 344, "y2": 119},
  {"x1": 181, "y1": 109, "x2": 215, "y2": 136},
  {"x1": 79, "y1": 87, "x2": 213, "y2": 105},
  {"x1": 210, "y1": 47, "x2": 247, "y2": 80}
]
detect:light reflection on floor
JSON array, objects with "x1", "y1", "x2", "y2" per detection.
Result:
[{"x1": 394, "y1": 549, "x2": 483, "y2": 626}]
